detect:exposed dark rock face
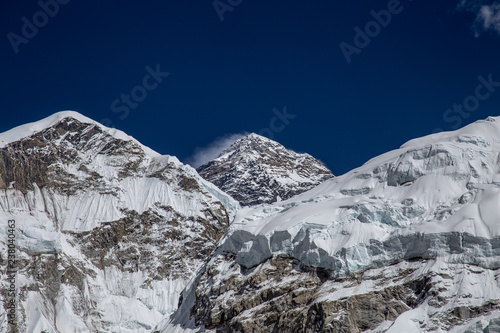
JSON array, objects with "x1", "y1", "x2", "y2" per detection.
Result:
[
  {"x1": 189, "y1": 255, "x2": 436, "y2": 333},
  {"x1": 197, "y1": 133, "x2": 333, "y2": 206},
  {"x1": 5, "y1": 113, "x2": 500, "y2": 333},
  {"x1": 159, "y1": 118, "x2": 500, "y2": 333},
  {"x1": 0, "y1": 113, "x2": 238, "y2": 332},
  {"x1": 181, "y1": 252, "x2": 500, "y2": 333},
  {"x1": 69, "y1": 205, "x2": 230, "y2": 281},
  {"x1": 0, "y1": 117, "x2": 146, "y2": 195}
]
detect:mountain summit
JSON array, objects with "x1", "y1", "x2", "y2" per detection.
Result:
[
  {"x1": 0, "y1": 111, "x2": 238, "y2": 332},
  {"x1": 6, "y1": 112, "x2": 500, "y2": 333},
  {"x1": 161, "y1": 116, "x2": 500, "y2": 333},
  {"x1": 197, "y1": 133, "x2": 334, "y2": 206}
]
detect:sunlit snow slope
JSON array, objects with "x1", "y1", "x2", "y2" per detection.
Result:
[
  {"x1": 0, "y1": 111, "x2": 238, "y2": 333},
  {"x1": 161, "y1": 116, "x2": 500, "y2": 333}
]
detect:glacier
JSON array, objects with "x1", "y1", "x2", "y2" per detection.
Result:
[
  {"x1": 3, "y1": 111, "x2": 500, "y2": 332},
  {"x1": 0, "y1": 111, "x2": 239, "y2": 333},
  {"x1": 160, "y1": 116, "x2": 500, "y2": 332}
]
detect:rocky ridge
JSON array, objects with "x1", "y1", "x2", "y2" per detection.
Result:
[
  {"x1": 0, "y1": 111, "x2": 238, "y2": 333},
  {"x1": 197, "y1": 133, "x2": 333, "y2": 206},
  {"x1": 159, "y1": 116, "x2": 500, "y2": 333}
]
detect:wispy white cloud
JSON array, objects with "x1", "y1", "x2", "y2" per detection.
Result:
[
  {"x1": 457, "y1": 0, "x2": 500, "y2": 35},
  {"x1": 478, "y1": 4, "x2": 500, "y2": 32},
  {"x1": 186, "y1": 133, "x2": 248, "y2": 168},
  {"x1": 457, "y1": 0, "x2": 483, "y2": 11}
]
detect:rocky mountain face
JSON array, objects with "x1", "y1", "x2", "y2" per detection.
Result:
[
  {"x1": 4, "y1": 112, "x2": 500, "y2": 333},
  {"x1": 0, "y1": 112, "x2": 239, "y2": 333},
  {"x1": 197, "y1": 133, "x2": 334, "y2": 206},
  {"x1": 159, "y1": 117, "x2": 500, "y2": 333}
]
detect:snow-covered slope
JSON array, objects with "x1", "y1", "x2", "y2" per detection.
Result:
[
  {"x1": 197, "y1": 133, "x2": 333, "y2": 206},
  {"x1": 160, "y1": 116, "x2": 500, "y2": 332},
  {"x1": 0, "y1": 111, "x2": 239, "y2": 333}
]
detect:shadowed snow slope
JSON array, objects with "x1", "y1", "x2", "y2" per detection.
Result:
[
  {"x1": 0, "y1": 111, "x2": 239, "y2": 333},
  {"x1": 160, "y1": 116, "x2": 500, "y2": 333}
]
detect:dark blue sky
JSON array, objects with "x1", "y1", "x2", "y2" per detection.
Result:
[{"x1": 2, "y1": 0, "x2": 500, "y2": 175}]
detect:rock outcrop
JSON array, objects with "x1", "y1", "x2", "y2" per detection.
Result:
[
  {"x1": 197, "y1": 133, "x2": 333, "y2": 206},
  {"x1": 160, "y1": 117, "x2": 500, "y2": 333},
  {"x1": 0, "y1": 112, "x2": 238, "y2": 333}
]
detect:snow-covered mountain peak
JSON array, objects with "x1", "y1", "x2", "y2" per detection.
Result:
[
  {"x1": 0, "y1": 111, "x2": 241, "y2": 332},
  {"x1": 161, "y1": 116, "x2": 500, "y2": 333},
  {"x1": 197, "y1": 133, "x2": 334, "y2": 206},
  {"x1": 0, "y1": 110, "x2": 160, "y2": 157},
  {"x1": 400, "y1": 115, "x2": 500, "y2": 150},
  {"x1": 216, "y1": 133, "x2": 288, "y2": 160},
  {"x1": 233, "y1": 132, "x2": 279, "y2": 145}
]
